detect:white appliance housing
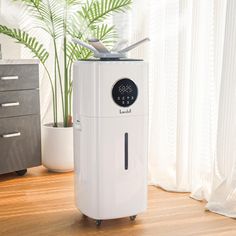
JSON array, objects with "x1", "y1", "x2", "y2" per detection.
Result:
[{"x1": 73, "y1": 59, "x2": 148, "y2": 223}]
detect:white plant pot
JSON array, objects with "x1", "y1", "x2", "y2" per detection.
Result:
[{"x1": 42, "y1": 124, "x2": 74, "y2": 172}]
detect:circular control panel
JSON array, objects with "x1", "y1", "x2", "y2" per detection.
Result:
[{"x1": 112, "y1": 78, "x2": 138, "y2": 107}]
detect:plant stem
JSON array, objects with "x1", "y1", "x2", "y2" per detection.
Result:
[
  {"x1": 68, "y1": 63, "x2": 72, "y2": 117},
  {"x1": 53, "y1": 38, "x2": 65, "y2": 125},
  {"x1": 64, "y1": 2, "x2": 69, "y2": 127},
  {"x1": 64, "y1": 35, "x2": 68, "y2": 127},
  {"x1": 54, "y1": 49, "x2": 57, "y2": 127},
  {"x1": 46, "y1": 0, "x2": 65, "y2": 126},
  {"x1": 43, "y1": 64, "x2": 57, "y2": 127}
]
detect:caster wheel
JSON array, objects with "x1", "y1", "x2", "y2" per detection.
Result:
[
  {"x1": 130, "y1": 215, "x2": 137, "y2": 221},
  {"x1": 95, "y1": 220, "x2": 102, "y2": 226},
  {"x1": 16, "y1": 169, "x2": 27, "y2": 176}
]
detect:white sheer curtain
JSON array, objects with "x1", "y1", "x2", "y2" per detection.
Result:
[
  {"x1": 115, "y1": 0, "x2": 236, "y2": 217},
  {"x1": 206, "y1": 0, "x2": 236, "y2": 217}
]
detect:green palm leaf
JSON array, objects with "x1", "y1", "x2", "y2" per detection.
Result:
[
  {"x1": 15, "y1": 0, "x2": 64, "y2": 39},
  {"x1": 0, "y1": 25, "x2": 49, "y2": 63},
  {"x1": 93, "y1": 24, "x2": 117, "y2": 46},
  {"x1": 1, "y1": 0, "x2": 133, "y2": 127},
  {"x1": 78, "y1": 0, "x2": 132, "y2": 26},
  {"x1": 67, "y1": 43, "x2": 92, "y2": 61}
]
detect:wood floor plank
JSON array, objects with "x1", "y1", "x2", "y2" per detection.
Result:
[{"x1": 0, "y1": 166, "x2": 236, "y2": 236}]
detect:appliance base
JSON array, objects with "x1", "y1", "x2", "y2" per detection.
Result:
[{"x1": 81, "y1": 214, "x2": 137, "y2": 226}]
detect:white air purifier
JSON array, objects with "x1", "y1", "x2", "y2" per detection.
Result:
[{"x1": 73, "y1": 38, "x2": 149, "y2": 226}]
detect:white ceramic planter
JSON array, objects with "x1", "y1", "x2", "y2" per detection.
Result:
[{"x1": 42, "y1": 124, "x2": 74, "y2": 172}]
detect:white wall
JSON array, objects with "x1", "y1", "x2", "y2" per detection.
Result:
[{"x1": 0, "y1": 0, "x2": 21, "y2": 59}]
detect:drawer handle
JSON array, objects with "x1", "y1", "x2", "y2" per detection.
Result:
[
  {"x1": 2, "y1": 132, "x2": 21, "y2": 138},
  {"x1": 1, "y1": 102, "x2": 20, "y2": 107},
  {"x1": 0, "y1": 76, "x2": 19, "y2": 80}
]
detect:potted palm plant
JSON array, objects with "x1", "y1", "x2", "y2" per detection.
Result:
[{"x1": 0, "y1": 0, "x2": 132, "y2": 172}]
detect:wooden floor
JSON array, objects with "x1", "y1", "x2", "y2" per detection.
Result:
[{"x1": 0, "y1": 167, "x2": 236, "y2": 236}]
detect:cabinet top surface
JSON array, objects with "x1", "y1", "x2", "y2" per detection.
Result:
[{"x1": 0, "y1": 59, "x2": 39, "y2": 65}]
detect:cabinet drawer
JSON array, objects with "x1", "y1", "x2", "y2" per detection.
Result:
[
  {"x1": 0, "y1": 115, "x2": 41, "y2": 174},
  {"x1": 0, "y1": 90, "x2": 40, "y2": 118},
  {"x1": 0, "y1": 64, "x2": 38, "y2": 91}
]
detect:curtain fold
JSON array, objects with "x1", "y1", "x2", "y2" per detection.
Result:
[
  {"x1": 146, "y1": 0, "x2": 225, "y2": 200},
  {"x1": 114, "y1": 0, "x2": 236, "y2": 218},
  {"x1": 206, "y1": 0, "x2": 236, "y2": 217}
]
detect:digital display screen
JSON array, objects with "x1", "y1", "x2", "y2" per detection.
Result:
[
  {"x1": 118, "y1": 84, "x2": 133, "y2": 94},
  {"x1": 112, "y1": 78, "x2": 138, "y2": 107}
]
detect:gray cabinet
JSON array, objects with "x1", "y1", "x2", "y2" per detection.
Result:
[{"x1": 0, "y1": 61, "x2": 41, "y2": 175}]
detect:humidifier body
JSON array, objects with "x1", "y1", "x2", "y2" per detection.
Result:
[{"x1": 73, "y1": 59, "x2": 148, "y2": 221}]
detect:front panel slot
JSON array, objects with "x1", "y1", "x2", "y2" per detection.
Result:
[{"x1": 124, "y1": 132, "x2": 128, "y2": 170}]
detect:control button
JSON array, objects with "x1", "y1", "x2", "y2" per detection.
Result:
[
  {"x1": 122, "y1": 96, "x2": 125, "y2": 100},
  {"x1": 131, "y1": 96, "x2": 134, "y2": 100},
  {"x1": 122, "y1": 101, "x2": 125, "y2": 105},
  {"x1": 117, "y1": 96, "x2": 120, "y2": 100},
  {"x1": 127, "y1": 96, "x2": 130, "y2": 100},
  {"x1": 127, "y1": 101, "x2": 130, "y2": 105}
]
